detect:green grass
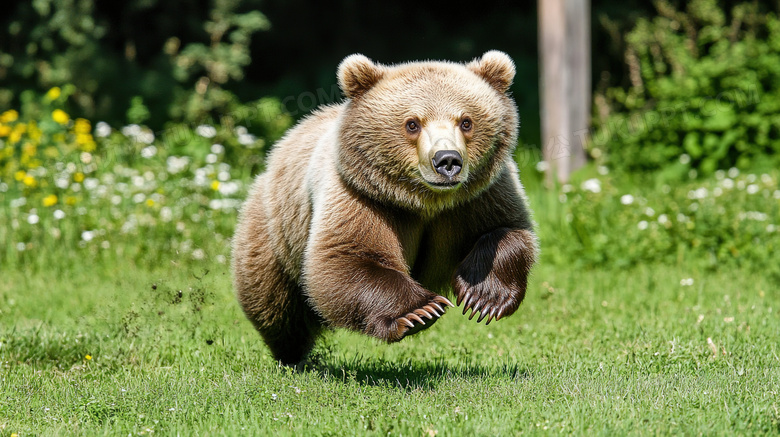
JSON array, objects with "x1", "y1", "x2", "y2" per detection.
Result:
[{"x1": 2, "y1": 257, "x2": 778, "y2": 436}]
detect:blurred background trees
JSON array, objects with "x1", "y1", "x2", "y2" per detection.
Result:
[{"x1": 1, "y1": 0, "x2": 658, "y2": 141}]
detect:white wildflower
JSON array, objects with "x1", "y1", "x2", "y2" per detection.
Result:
[
  {"x1": 728, "y1": 167, "x2": 739, "y2": 178},
  {"x1": 53, "y1": 209, "x2": 65, "y2": 220},
  {"x1": 140, "y1": 145, "x2": 157, "y2": 158},
  {"x1": 679, "y1": 154, "x2": 691, "y2": 164},
  {"x1": 121, "y1": 124, "x2": 141, "y2": 138},
  {"x1": 137, "y1": 130, "x2": 155, "y2": 144},
  {"x1": 166, "y1": 156, "x2": 190, "y2": 174},
  {"x1": 95, "y1": 121, "x2": 112, "y2": 137},
  {"x1": 218, "y1": 181, "x2": 241, "y2": 196},
  {"x1": 195, "y1": 125, "x2": 217, "y2": 138},
  {"x1": 27, "y1": 214, "x2": 39, "y2": 225},
  {"x1": 238, "y1": 132, "x2": 256, "y2": 145},
  {"x1": 581, "y1": 178, "x2": 601, "y2": 193},
  {"x1": 211, "y1": 143, "x2": 225, "y2": 154},
  {"x1": 637, "y1": 220, "x2": 648, "y2": 230},
  {"x1": 680, "y1": 278, "x2": 694, "y2": 286},
  {"x1": 620, "y1": 194, "x2": 634, "y2": 205},
  {"x1": 81, "y1": 231, "x2": 95, "y2": 242},
  {"x1": 746, "y1": 184, "x2": 759, "y2": 194},
  {"x1": 84, "y1": 178, "x2": 99, "y2": 191}
]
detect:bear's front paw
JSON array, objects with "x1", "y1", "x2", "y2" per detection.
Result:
[
  {"x1": 453, "y1": 228, "x2": 535, "y2": 324},
  {"x1": 389, "y1": 295, "x2": 454, "y2": 341},
  {"x1": 453, "y1": 275, "x2": 526, "y2": 325}
]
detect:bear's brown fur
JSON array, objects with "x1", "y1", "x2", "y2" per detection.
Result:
[{"x1": 232, "y1": 51, "x2": 537, "y2": 365}]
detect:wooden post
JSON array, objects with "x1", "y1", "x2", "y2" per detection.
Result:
[
  {"x1": 567, "y1": 0, "x2": 590, "y2": 173},
  {"x1": 538, "y1": 0, "x2": 590, "y2": 184}
]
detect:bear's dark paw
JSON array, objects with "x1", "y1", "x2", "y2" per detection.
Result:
[
  {"x1": 391, "y1": 295, "x2": 454, "y2": 340},
  {"x1": 454, "y1": 278, "x2": 524, "y2": 325}
]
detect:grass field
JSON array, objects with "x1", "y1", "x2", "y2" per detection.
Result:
[{"x1": 2, "y1": 255, "x2": 778, "y2": 435}]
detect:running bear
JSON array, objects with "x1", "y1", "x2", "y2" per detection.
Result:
[{"x1": 232, "y1": 51, "x2": 537, "y2": 365}]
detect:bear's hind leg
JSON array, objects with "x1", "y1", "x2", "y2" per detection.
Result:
[
  {"x1": 235, "y1": 247, "x2": 322, "y2": 365},
  {"x1": 233, "y1": 196, "x2": 322, "y2": 365}
]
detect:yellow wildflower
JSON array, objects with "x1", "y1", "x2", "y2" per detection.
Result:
[
  {"x1": 73, "y1": 172, "x2": 85, "y2": 182},
  {"x1": 76, "y1": 133, "x2": 96, "y2": 152},
  {"x1": 0, "y1": 125, "x2": 10, "y2": 137},
  {"x1": 0, "y1": 109, "x2": 18, "y2": 123},
  {"x1": 52, "y1": 109, "x2": 69, "y2": 125},
  {"x1": 211, "y1": 180, "x2": 220, "y2": 191},
  {"x1": 27, "y1": 121, "x2": 42, "y2": 143},
  {"x1": 23, "y1": 174, "x2": 36, "y2": 187},
  {"x1": 9, "y1": 123, "x2": 26, "y2": 144},
  {"x1": 65, "y1": 196, "x2": 77, "y2": 205},
  {"x1": 14, "y1": 170, "x2": 26, "y2": 181},
  {"x1": 74, "y1": 118, "x2": 91, "y2": 134},
  {"x1": 146, "y1": 198, "x2": 155, "y2": 207},
  {"x1": 46, "y1": 87, "x2": 62, "y2": 100},
  {"x1": 43, "y1": 194, "x2": 58, "y2": 207},
  {"x1": 85, "y1": 354, "x2": 92, "y2": 360}
]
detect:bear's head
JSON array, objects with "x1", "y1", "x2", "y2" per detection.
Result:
[{"x1": 336, "y1": 51, "x2": 519, "y2": 214}]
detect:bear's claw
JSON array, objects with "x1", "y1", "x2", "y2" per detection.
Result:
[
  {"x1": 458, "y1": 291, "x2": 514, "y2": 325},
  {"x1": 394, "y1": 295, "x2": 454, "y2": 338}
]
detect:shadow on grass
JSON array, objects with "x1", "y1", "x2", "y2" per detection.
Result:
[{"x1": 309, "y1": 356, "x2": 530, "y2": 390}]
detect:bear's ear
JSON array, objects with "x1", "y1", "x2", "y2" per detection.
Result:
[
  {"x1": 338, "y1": 54, "x2": 385, "y2": 99},
  {"x1": 467, "y1": 50, "x2": 516, "y2": 94}
]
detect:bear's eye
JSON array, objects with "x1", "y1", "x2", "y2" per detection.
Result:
[
  {"x1": 405, "y1": 120, "x2": 420, "y2": 134},
  {"x1": 460, "y1": 117, "x2": 473, "y2": 132}
]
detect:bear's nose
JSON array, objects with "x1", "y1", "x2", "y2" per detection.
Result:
[{"x1": 432, "y1": 150, "x2": 463, "y2": 178}]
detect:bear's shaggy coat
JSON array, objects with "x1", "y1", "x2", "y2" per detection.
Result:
[{"x1": 232, "y1": 51, "x2": 537, "y2": 365}]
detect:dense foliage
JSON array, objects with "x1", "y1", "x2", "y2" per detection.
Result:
[
  {"x1": 0, "y1": 90, "x2": 291, "y2": 271},
  {"x1": 594, "y1": 0, "x2": 780, "y2": 180}
]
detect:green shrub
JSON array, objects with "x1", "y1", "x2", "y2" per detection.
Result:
[
  {"x1": 594, "y1": 0, "x2": 780, "y2": 181},
  {"x1": 535, "y1": 167, "x2": 780, "y2": 276},
  {"x1": 0, "y1": 88, "x2": 291, "y2": 271}
]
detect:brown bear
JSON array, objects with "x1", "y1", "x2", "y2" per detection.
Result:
[{"x1": 232, "y1": 51, "x2": 537, "y2": 365}]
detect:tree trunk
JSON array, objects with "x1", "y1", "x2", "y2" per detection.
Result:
[{"x1": 538, "y1": 0, "x2": 590, "y2": 185}]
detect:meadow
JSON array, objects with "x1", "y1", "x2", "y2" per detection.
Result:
[{"x1": 1, "y1": 98, "x2": 780, "y2": 435}]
